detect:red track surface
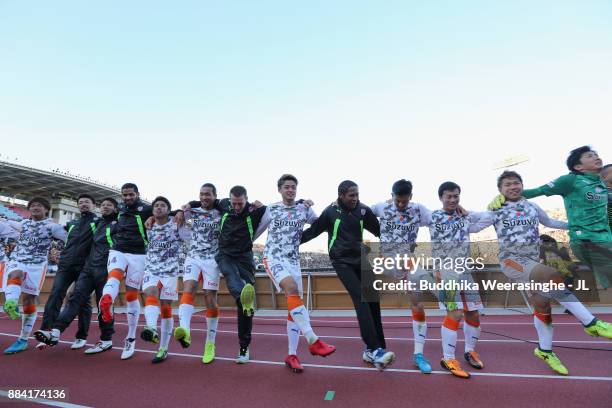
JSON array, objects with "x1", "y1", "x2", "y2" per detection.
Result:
[{"x1": 0, "y1": 312, "x2": 611, "y2": 407}]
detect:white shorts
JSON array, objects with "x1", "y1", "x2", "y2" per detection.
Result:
[
  {"x1": 500, "y1": 257, "x2": 539, "y2": 284},
  {"x1": 262, "y1": 258, "x2": 303, "y2": 297},
  {"x1": 183, "y1": 257, "x2": 220, "y2": 291},
  {"x1": 437, "y1": 272, "x2": 483, "y2": 312},
  {"x1": 0, "y1": 261, "x2": 7, "y2": 293},
  {"x1": 107, "y1": 250, "x2": 146, "y2": 289},
  {"x1": 6, "y1": 261, "x2": 48, "y2": 296},
  {"x1": 142, "y1": 273, "x2": 178, "y2": 301}
]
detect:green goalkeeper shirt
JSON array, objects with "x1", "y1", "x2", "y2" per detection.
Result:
[{"x1": 522, "y1": 172, "x2": 611, "y2": 243}]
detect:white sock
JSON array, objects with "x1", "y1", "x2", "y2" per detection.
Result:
[
  {"x1": 5, "y1": 283, "x2": 21, "y2": 302},
  {"x1": 289, "y1": 305, "x2": 317, "y2": 344},
  {"x1": 20, "y1": 312, "x2": 37, "y2": 340},
  {"x1": 441, "y1": 325, "x2": 457, "y2": 360},
  {"x1": 463, "y1": 321, "x2": 481, "y2": 353},
  {"x1": 206, "y1": 316, "x2": 219, "y2": 344},
  {"x1": 127, "y1": 300, "x2": 140, "y2": 339},
  {"x1": 103, "y1": 278, "x2": 121, "y2": 300},
  {"x1": 287, "y1": 319, "x2": 300, "y2": 355},
  {"x1": 160, "y1": 318, "x2": 173, "y2": 349},
  {"x1": 413, "y1": 321, "x2": 427, "y2": 354},
  {"x1": 179, "y1": 303, "x2": 194, "y2": 330},
  {"x1": 144, "y1": 305, "x2": 160, "y2": 329},
  {"x1": 533, "y1": 315, "x2": 553, "y2": 351},
  {"x1": 558, "y1": 301, "x2": 595, "y2": 326}
]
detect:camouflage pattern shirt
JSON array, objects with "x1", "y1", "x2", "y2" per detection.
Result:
[
  {"x1": 8, "y1": 218, "x2": 67, "y2": 264},
  {"x1": 372, "y1": 202, "x2": 431, "y2": 244},
  {"x1": 0, "y1": 221, "x2": 20, "y2": 262},
  {"x1": 428, "y1": 210, "x2": 490, "y2": 259},
  {"x1": 184, "y1": 207, "x2": 221, "y2": 261},
  {"x1": 480, "y1": 199, "x2": 568, "y2": 261},
  {"x1": 256, "y1": 202, "x2": 317, "y2": 265},
  {"x1": 144, "y1": 219, "x2": 191, "y2": 277}
]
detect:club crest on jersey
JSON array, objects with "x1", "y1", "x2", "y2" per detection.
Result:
[
  {"x1": 138, "y1": 206, "x2": 143, "y2": 211},
  {"x1": 441, "y1": 213, "x2": 458, "y2": 224},
  {"x1": 514, "y1": 204, "x2": 527, "y2": 219},
  {"x1": 398, "y1": 215, "x2": 410, "y2": 225},
  {"x1": 361, "y1": 209, "x2": 366, "y2": 216}
]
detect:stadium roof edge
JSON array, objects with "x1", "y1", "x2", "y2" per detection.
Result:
[{"x1": 0, "y1": 160, "x2": 121, "y2": 203}]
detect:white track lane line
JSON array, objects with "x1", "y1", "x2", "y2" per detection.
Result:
[
  {"x1": 1, "y1": 332, "x2": 610, "y2": 382},
  {"x1": 1, "y1": 314, "x2": 596, "y2": 325},
  {"x1": 88, "y1": 319, "x2": 612, "y2": 344}
]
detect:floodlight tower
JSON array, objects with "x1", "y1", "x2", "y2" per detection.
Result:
[{"x1": 492, "y1": 154, "x2": 529, "y2": 170}]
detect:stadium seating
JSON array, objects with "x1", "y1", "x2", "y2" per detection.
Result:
[{"x1": 0, "y1": 203, "x2": 23, "y2": 220}]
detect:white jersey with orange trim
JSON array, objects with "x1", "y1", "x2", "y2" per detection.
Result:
[
  {"x1": 479, "y1": 199, "x2": 568, "y2": 261},
  {"x1": 256, "y1": 202, "x2": 317, "y2": 265},
  {"x1": 144, "y1": 219, "x2": 191, "y2": 277},
  {"x1": 0, "y1": 221, "x2": 20, "y2": 262},
  {"x1": 184, "y1": 207, "x2": 221, "y2": 261},
  {"x1": 8, "y1": 218, "x2": 67, "y2": 264}
]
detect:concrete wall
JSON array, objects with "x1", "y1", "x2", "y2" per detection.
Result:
[{"x1": 49, "y1": 197, "x2": 80, "y2": 225}]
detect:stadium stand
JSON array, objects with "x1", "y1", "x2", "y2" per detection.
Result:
[{"x1": 0, "y1": 203, "x2": 23, "y2": 220}]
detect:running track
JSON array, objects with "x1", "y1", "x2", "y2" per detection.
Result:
[{"x1": 0, "y1": 312, "x2": 610, "y2": 408}]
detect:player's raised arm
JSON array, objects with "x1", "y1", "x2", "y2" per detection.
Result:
[
  {"x1": 253, "y1": 206, "x2": 271, "y2": 240},
  {"x1": 468, "y1": 211, "x2": 494, "y2": 233},
  {"x1": 370, "y1": 202, "x2": 385, "y2": 218},
  {"x1": 304, "y1": 205, "x2": 318, "y2": 225},
  {"x1": 416, "y1": 203, "x2": 432, "y2": 227},
  {"x1": 534, "y1": 203, "x2": 568, "y2": 230},
  {"x1": 362, "y1": 206, "x2": 380, "y2": 237},
  {"x1": 51, "y1": 222, "x2": 68, "y2": 242},
  {"x1": 301, "y1": 207, "x2": 330, "y2": 244},
  {"x1": 3, "y1": 219, "x2": 23, "y2": 232},
  {"x1": 0, "y1": 220, "x2": 20, "y2": 240},
  {"x1": 522, "y1": 174, "x2": 575, "y2": 199},
  {"x1": 249, "y1": 200, "x2": 267, "y2": 222}
]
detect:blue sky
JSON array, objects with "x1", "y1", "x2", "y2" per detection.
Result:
[{"x1": 1, "y1": 1, "x2": 611, "y2": 250}]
